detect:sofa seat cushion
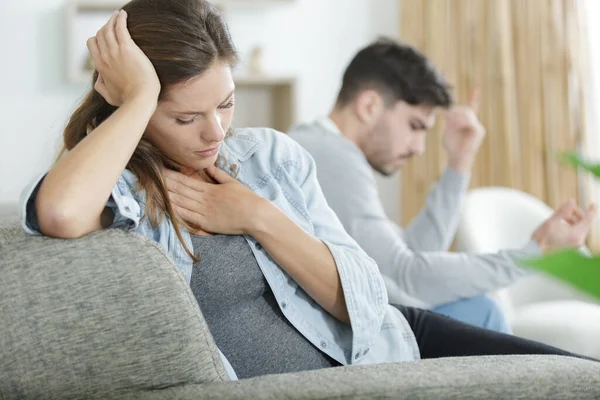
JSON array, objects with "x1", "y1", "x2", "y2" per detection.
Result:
[{"x1": 116, "y1": 355, "x2": 600, "y2": 400}]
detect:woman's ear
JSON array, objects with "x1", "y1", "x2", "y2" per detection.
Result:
[{"x1": 354, "y1": 89, "x2": 385, "y2": 126}]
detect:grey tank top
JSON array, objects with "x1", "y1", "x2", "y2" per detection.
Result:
[{"x1": 189, "y1": 234, "x2": 339, "y2": 379}]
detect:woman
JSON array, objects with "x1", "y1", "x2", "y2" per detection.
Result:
[{"x1": 21, "y1": 0, "x2": 594, "y2": 381}]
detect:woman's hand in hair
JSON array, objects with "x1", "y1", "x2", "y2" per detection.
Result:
[
  {"x1": 86, "y1": 10, "x2": 160, "y2": 107},
  {"x1": 164, "y1": 166, "x2": 265, "y2": 236}
]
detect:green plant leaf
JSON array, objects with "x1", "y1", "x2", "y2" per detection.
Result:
[
  {"x1": 522, "y1": 250, "x2": 600, "y2": 299},
  {"x1": 524, "y1": 152, "x2": 600, "y2": 299},
  {"x1": 560, "y1": 152, "x2": 600, "y2": 178}
]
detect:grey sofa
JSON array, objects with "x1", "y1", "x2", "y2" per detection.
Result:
[
  {"x1": 1, "y1": 222, "x2": 599, "y2": 400},
  {"x1": 0, "y1": 203, "x2": 18, "y2": 229}
]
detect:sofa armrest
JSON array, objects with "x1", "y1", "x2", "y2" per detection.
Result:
[
  {"x1": 0, "y1": 228, "x2": 229, "y2": 399},
  {"x1": 121, "y1": 355, "x2": 600, "y2": 400}
]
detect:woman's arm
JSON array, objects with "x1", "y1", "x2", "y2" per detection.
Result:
[
  {"x1": 38, "y1": 99, "x2": 156, "y2": 238},
  {"x1": 36, "y1": 11, "x2": 160, "y2": 238},
  {"x1": 268, "y1": 141, "x2": 388, "y2": 346},
  {"x1": 249, "y1": 199, "x2": 350, "y2": 324}
]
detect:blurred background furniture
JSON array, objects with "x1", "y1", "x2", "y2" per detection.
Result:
[{"x1": 66, "y1": 0, "x2": 297, "y2": 132}]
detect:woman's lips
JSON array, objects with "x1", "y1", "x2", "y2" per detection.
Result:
[{"x1": 194, "y1": 144, "x2": 221, "y2": 157}]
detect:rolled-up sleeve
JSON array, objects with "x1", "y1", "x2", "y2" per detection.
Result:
[
  {"x1": 295, "y1": 148, "x2": 388, "y2": 363},
  {"x1": 20, "y1": 170, "x2": 142, "y2": 235},
  {"x1": 20, "y1": 173, "x2": 46, "y2": 235},
  {"x1": 105, "y1": 172, "x2": 143, "y2": 230}
]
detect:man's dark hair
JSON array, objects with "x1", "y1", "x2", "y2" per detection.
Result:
[{"x1": 336, "y1": 37, "x2": 453, "y2": 108}]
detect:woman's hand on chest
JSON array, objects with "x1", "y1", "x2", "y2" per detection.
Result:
[{"x1": 164, "y1": 165, "x2": 267, "y2": 235}]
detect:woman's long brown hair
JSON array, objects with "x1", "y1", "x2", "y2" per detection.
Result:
[{"x1": 60, "y1": 0, "x2": 238, "y2": 260}]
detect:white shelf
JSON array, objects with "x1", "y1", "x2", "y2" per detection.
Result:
[
  {"x1": 234, "y1": 75, "x2": 296, "y2": 86},
  {"x1": 69, "y1": 0, "x2": 293, "y2": 12},
  {"x1": 65, "y1": 0, "x2": 297, "y2": 131},
  {"x1": 71, "y1": 0, "x2": 126, "y2": 11},
  {"x1": 65, "y1": 0, "x2": 296, "y2": 84}
]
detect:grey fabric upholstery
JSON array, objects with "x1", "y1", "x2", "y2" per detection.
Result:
[
  {"x1": 1, "y1": 225, "x2": 599, "y2": 399},
  {"x1": 0, "y1": 227, "x2": 228, "y2": 400},
  {"x1": 0, "y1": 203, "x2": 19, "y2": 229},
  {"x1": 118, "y1": 355, "x2": 600, "y2": 400}
]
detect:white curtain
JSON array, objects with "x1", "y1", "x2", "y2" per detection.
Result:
[{"x1": 581, "y1": 0, "x2": 600, "y2": 249}]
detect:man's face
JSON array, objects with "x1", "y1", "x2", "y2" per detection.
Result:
[{"x1": 363, "y1": 101, "x2": 435, "y2": 176}]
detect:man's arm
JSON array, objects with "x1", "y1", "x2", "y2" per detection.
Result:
[
  {"x1": 404, "y1": 94, "x2": 487, "y2": 252},
  {"x1": 402, "y1": 167, "x2": 470, "y2": 252},
  {"x1": 353, "y1": 210, "x2": 538, "y2": 307}
]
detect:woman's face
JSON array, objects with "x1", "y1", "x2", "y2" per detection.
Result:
[{"x1": 145, "y1": 61, "x2": 235, "y2": 171}]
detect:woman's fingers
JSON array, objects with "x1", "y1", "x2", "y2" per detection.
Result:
[
  {"x1": 205, "y1": 165, "x2": 235, "y2": 183},
  {"x1": 102, "y1": 11, "x2": 119, "y2": 51},
  {"x1": 172, "y1": 203, "x2": 204, "y2": 228},
  {"x1": 169, "y1": 191, "x2": 203, "y2": 214},
  {"x1": 95, "y1": 28, "x2": 109, "y2": 63},
  {"x1": 115, "y1": 10, "x2": 131, "y2": 45},
  {"x1": 96, "y1": 11, "x2": 118, "y2": 62},
  {"x1": 94, "y1": 74, "x2": 109, "y2": 99},
  {"x1": 84, "y1": 9, "x2": 159, "y2": 106},
  {"x1": 86, "y1": 36, "x2": 103, "y2": 70},
  {"x1": 164, "y1": 170, "x2": 208, "y2": 195}
]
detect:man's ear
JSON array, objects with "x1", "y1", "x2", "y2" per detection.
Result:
[{"x1": 354, "y1": 90, "x2": 385, "y2": 126}]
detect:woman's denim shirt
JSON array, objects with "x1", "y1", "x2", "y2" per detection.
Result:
[{"x1": 21, "y1": 128, "x2": 420, "y2": 379}]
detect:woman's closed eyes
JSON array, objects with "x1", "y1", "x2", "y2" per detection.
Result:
[{"x1": 175, "y1": 99, "x2": 235, "y2": 126}]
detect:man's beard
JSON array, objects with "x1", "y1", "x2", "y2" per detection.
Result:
[{"x1": 370, "y1": 153, "x2": 414, "y2": 176}]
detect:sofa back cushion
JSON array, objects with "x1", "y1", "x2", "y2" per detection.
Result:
[{"x1": 0, "y1": 226, "x2": 227, "y2": 399}]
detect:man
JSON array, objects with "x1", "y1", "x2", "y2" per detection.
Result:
[{"x1": 289, "y1": 38, "x2": 595, "y2": 333}]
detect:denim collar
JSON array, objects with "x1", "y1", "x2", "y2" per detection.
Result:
[{"x1": 217, "y1": 129, "x2": 262, "y2": 178}]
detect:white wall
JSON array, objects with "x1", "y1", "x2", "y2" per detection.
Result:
[
  {"x1": 0, "y1": 0, "x2": 88, "y2": 205},
  {"x1": 0, "y1": 0, "x2": 401, "y2": 222}
]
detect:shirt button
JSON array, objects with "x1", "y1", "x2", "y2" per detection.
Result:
[
  {"x1": 255, "y1": 242, "x2": 262, "y2": 250},
  {"x1": 320, "y1": 341, "x2": 327, "y2": 349},
  {"x1": 280, "y1": 302, "x2": 287, "y2": 309}
]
